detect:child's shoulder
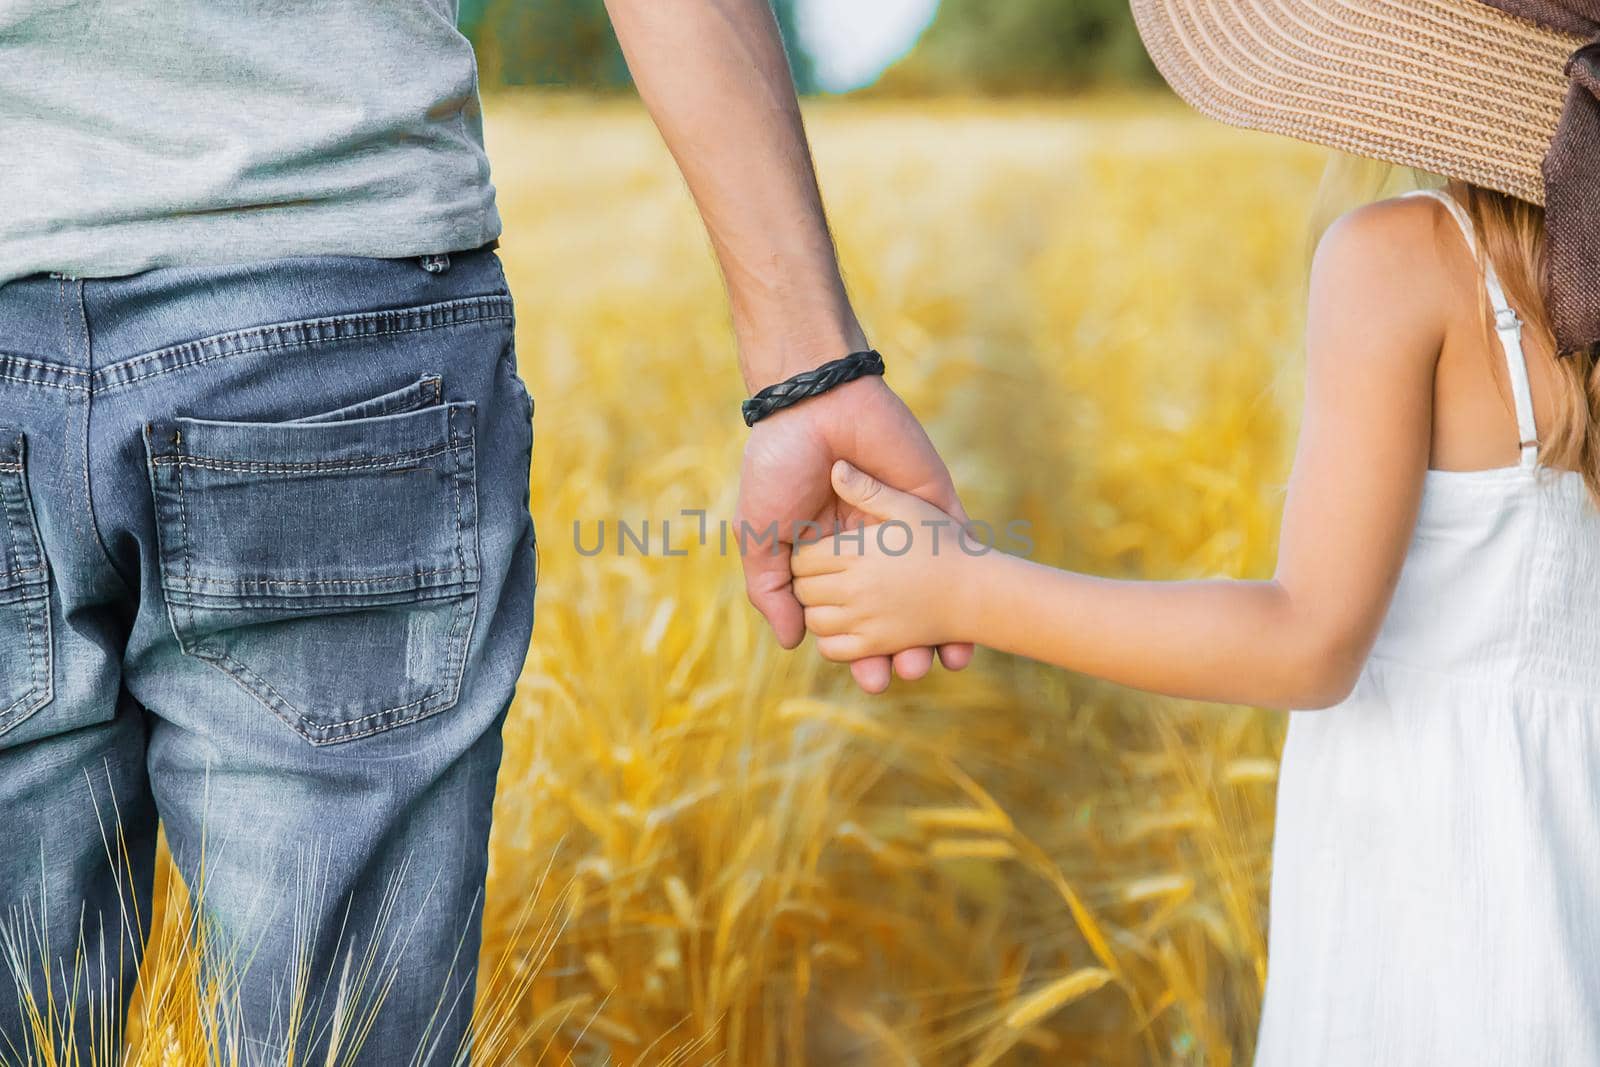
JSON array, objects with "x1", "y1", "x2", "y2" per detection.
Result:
[
  {"x1": 1317, "y1": 193, "x2": 1463, "y2": 283},
  {"x1": 1308, "y1": 193, "x2": 1466, "y2": 348}
]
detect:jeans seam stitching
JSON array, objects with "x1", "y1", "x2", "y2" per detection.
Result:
[
  {"x1": 100, "y1": 318, "x2": 513, "y2": 392},
  {"x1": 0, "y1": 567, "x2": 47, "y2": 580},
  {"x1": 0, "y1": 367, "x2": 89, "y2": 392},
  {"x1": 92, "y1": 298, "x2": 514, "y2": 391},
  {"x1": 75, "y1": 282, "x2": 130, "y2": 595},
  {"x1": 0, "y1": 352, "x2": 91, "y2": 379}
]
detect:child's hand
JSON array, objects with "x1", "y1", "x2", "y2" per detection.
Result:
[{"x1": 792, "y1": 461, "x2": 980, "y2": 664}]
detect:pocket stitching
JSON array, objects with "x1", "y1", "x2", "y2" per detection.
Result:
[
  {"x1": 449, "y1": 405, "x2": 470, "y2": 581},
  {"x1": 0, "y1": 445, "x2": 52, "y2": 727},
  {"x1": 0, "y1": 597, "x2": 50, "y2": 724},
  {"x1": 157, "y1": 412, "x2": 481, "y2": 743},
  {"x1": 295, "y1": 375, "x2": 443, "y2": 425},
  {"x1": 173, "y1": 568, "x2": 469, "y2": 591},
  {"x1": 152, "y1": 440, "x2": 461, "y2": 475},
  {"x1": 165, "y1": 428, "x2": 477, "y2": 596},
  {"x1": 189, "y1": 595, "x2": 474, "y2": 744},
  {"x1": 0, "y1": 449, "x2": 41, "y2": 577},
  {"x1": 174, "y1": 430, "x2": 200, "y2": 657}
]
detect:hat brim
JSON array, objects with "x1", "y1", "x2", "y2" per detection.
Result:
[{"x1": 1130, "y1": 0, "x2": 1579, "y2": 205}]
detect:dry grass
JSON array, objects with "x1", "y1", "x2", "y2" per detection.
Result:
[{"x1": 111, "y1": 94, "x2": 1328, "y2": 1064}]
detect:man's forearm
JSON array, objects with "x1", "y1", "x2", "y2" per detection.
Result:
[{"x1": 603, "y1": 0, "x2": 865, "y2": 390}]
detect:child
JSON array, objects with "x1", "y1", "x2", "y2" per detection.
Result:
[{"x1": 793, "y1": 0, "x2": 1600, "y2": 1062}]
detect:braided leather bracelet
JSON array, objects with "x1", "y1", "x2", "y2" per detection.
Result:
[{"x1": 741, "y1": 350, "x2": 885, "y2": 427}]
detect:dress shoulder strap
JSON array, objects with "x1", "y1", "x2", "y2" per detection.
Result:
[{"x1": 1403, "y1": 188, "x2": 1538, "y2": 467}]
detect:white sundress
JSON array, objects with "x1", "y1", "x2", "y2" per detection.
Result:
[{"x1": 1254, "y1": 189, "x2": 1600, "y2": 1066}]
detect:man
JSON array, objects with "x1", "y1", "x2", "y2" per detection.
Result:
[{"x1": 0, "y1": 0, "x2": 967, "y2": 1059}]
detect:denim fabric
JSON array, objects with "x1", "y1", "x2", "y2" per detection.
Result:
[{"x1": 0, "y1": 246, "x2": 536, "y2": 1064}]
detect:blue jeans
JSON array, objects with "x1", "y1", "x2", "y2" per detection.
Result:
[{"x1": 0, "y1": 246, "x2": 536, "y2": 1063}]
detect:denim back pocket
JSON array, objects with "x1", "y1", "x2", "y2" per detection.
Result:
[
  {"x1": 143, "y1": 402, "x2": 480, "y2": 745},
  {"x1": 0, "y1": 428, "x2": 53, "y2": 738}
]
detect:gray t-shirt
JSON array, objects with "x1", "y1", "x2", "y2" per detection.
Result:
[{"x1": 0, "y1": 1, "x2": 502, "y2": 287}]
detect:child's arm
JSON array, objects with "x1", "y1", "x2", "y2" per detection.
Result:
[{"x1": 792, "y1": 199, "x2": 1453, "y2": 709}]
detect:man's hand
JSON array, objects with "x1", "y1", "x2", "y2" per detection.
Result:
[
  {"x1": 603, "y1": 0, "x2": 971, "y2": 689},
  {"x1": 738, "y1": 377, "x2": 974, "y2": 693}
]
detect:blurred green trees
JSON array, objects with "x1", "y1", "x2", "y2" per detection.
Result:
[
  {"x1": 461, "y1": 0, "x2": 814, "y2": 91},
  {"x1": 876, "y1": 0, "x2": 1156, "y2": 93},
  {"x1": 461, "y1": 0, "x2": 626, "y2": 88},
  {"x1": 459, "y1": 0, "x2": 1154, "y2": 94}
]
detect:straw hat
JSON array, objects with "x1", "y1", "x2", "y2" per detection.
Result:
[{"x1": 1128, "y1": 0, "x2": 1585, "y2": 206}]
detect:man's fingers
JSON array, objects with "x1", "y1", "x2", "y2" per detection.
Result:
[
  {"x1": 849, "y1": 655, "x2": 892, "y2": 694},
  {"x1": 937, "y1": 643, "x2": 976, "y2": 671},
  {"x1": 742, "y1": 544, "x2": 805, "y2": 649},
  {"x1": 892, "y1": 647, "x2": 934, "y2": 681}
]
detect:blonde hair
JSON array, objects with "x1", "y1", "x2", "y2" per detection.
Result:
[{"x1": 1456, "y1": 181, "x2": 1600, "y2": 506}]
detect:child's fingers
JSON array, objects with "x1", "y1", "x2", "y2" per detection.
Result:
[
  {"x1": 801, "y1": 605, "x2": 854, "y2": 638},
  {"x1": 793, "y1": 572, "x2": 848, "y2": 607},
  {"x1": 791, "y1": 540, "x2": 851, "y2": 577},
  {"x1": 832, "y1": 461, "x2": 950, "y2": 525}
]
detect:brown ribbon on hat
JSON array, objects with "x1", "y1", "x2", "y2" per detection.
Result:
[{"x1": 1478, "y1": 0, "x2": 1600, "y2": 357}]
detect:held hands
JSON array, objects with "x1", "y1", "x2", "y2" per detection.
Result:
[
  {"x1": 792, "y1": 461, "x2": 980, "y2": 663},
  {"x1": 605, "y1": 0, "x2": 967, "y2": 692},
  {"x1": 737, "y1": 377, "x2": 975, "y2": 692}
]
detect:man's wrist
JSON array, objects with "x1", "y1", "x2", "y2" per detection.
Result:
[
  {"x1": 736, "y1": 313, "x2": 870, "y2": 393},
  {"x1": 747, "y1": 373, "x2": 889, "y2": 441},
  {"x1": 742, "y1": 351, "x2": 883, "y2": 427}
]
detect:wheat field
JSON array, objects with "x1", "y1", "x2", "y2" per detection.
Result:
[{"x1": 117, "y1": 95, "x2": 1331, "y2": 1065}]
